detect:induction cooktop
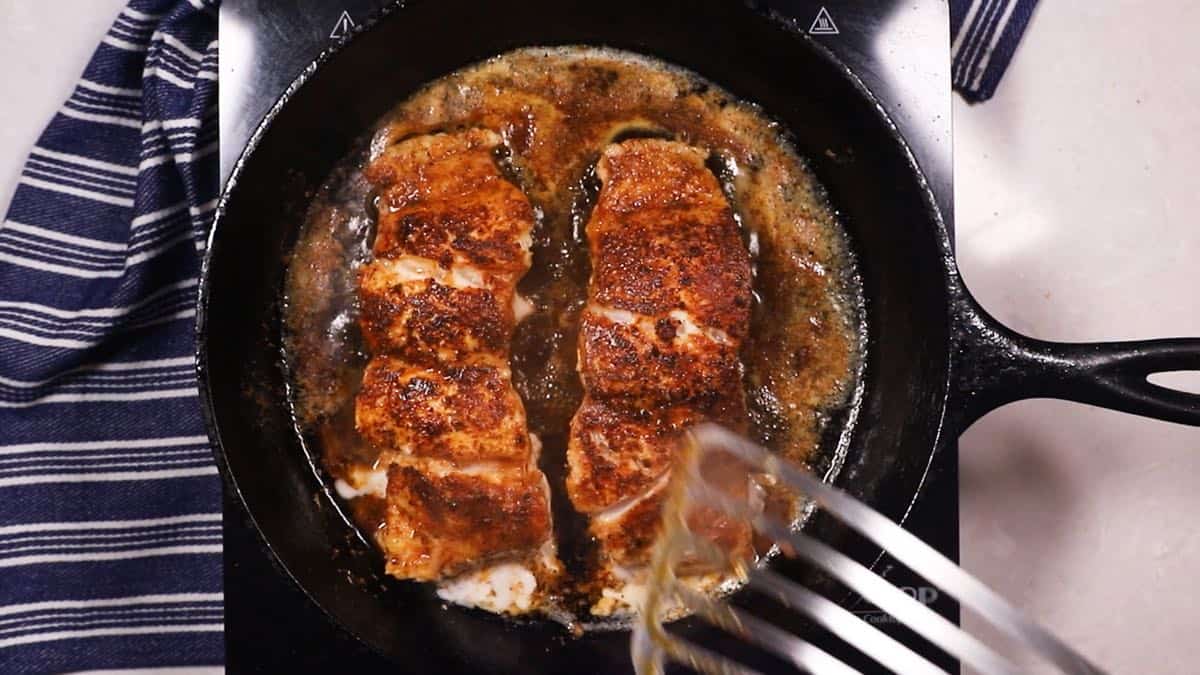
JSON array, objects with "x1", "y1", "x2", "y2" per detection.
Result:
[{"x1": 217, "y1": 2, "x2": 957, "y2": 671}]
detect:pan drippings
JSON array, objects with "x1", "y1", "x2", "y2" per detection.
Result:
[{"x1": 282, "y1": 46, "x2": 863, "y2": 629}]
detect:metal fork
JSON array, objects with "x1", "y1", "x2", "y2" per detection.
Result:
[{"x1": 631, "y1": 424, "x2": 1107, "y2": 675}]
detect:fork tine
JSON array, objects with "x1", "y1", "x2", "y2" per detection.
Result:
[
  {"x1": 674, "y1": 583, "x2": 864, "y2": 675},
  {"x1": 631, "y1": 619, "x2": 666, "y2": 675},
  {"x1": 680, "y1": 475, "x2": 1013, "y2": 672},
  {"x1": 646, "y1": 530, "x2": 937, "y2": 675},
  {"x1": 691, "y1": 425, "x2": 1108, "y2": 675},
  {"x1": 753, "y1": 518, "x2": 1018, "y2": 675},
  {"x1": 650, "y1": 628, "x2": 769, "y2": 675},
  {"x1": 745, "y1": 569, "x2": 950, "y2": 675}
]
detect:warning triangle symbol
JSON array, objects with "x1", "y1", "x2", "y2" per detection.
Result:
[
  {"x1": 809, "y1": 7, "x2": 839, "y2": 35},
  {"x1": 330, "y1": 10, "x2": 356, "y2": 40}
]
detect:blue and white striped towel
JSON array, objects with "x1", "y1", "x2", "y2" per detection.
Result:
[
  {"x1": 951, "y1": 0, "x2": 1041, "y2": 102},
  {"x1": 0, "y1": 0, "x2": 221, "y2": 673},
  {"x1": 0, "y1": 0, "x2": 1035, "y2": 672}
]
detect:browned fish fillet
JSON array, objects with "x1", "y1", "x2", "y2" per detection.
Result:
[
  {"x1": 382, "y1": 459, "x2": 552, "y2": 580},
  {"x1": 567, "y1": 139, "x2": 753, "y2": 570},
  {"x1": 358, "y1": 256, "x2": 516, "y2": 363},
  {"x1": 366, "y1": 128, "x2": 534, "y2": 277},
  {"x1": 589, "y1": 476, "x2": 753, "y2": 569},
  {"x1": 585, "y1": 139, "x2": 752, "y2": 340},
  {"x1": 577, "y1": 305, "x2": 744, "y2": 408},
  {"x1": 355, "y1": 355, "x2": 531, "y2": 466},
  {"x1": 566, "y1": 396, "x2": 744, "y2": 515},
  {"x1": 356, "y1": 129, "x2": 554, "y2": 582}
]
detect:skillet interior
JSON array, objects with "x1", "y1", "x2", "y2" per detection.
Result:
[{"x1": 198, "y1": 0, "x2": 953, "y2": 670}]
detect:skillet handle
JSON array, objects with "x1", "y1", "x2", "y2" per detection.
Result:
[{"x1": 949, "y1": 286, "x2": 1200, "y2": 430}]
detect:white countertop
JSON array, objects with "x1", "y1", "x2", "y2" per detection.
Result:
[
  {"x1": 954, "y1": 2, "x2": 1200, "y2": 672},
  {"x1": 1, "y1": 1, "x2": 1197, "y2": 672}
]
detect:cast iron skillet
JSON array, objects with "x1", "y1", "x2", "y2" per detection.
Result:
[{"x1": 196, "y1": 0, "x2": 1200, "y2": 672}]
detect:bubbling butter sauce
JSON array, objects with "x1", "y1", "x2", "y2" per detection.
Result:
[{"x1": 282, "y1": 46, "x2": 864, "y2": 631}]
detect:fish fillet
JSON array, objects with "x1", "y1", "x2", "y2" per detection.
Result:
[
  {"x1": 357, "y1": 129, "x2": 555, "y2": 587},
  {"x1": 567, "y1": 139, "x2": 754, "y2": 574}
]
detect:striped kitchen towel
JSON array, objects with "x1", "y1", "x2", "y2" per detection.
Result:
[
  {"x1": 951, "y1": 0, "x2": 1041, "y2": 102},
  {"x1": 0, "y1": 0, "x2": 222, "y2": 673}
]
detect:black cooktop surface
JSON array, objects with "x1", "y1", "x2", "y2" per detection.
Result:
[{"x1": 218, "y1": 2, "x2": 956, "y2": 671}]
